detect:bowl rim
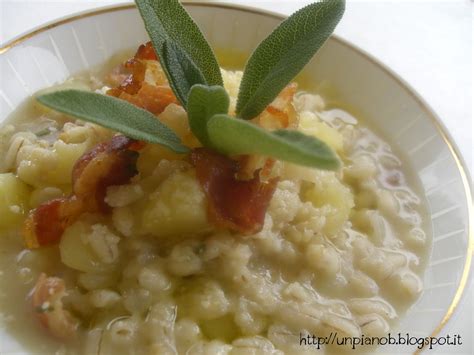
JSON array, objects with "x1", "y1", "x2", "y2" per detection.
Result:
[{"x1": 0, "y1": 1, "x2": 472, "y2": 352}]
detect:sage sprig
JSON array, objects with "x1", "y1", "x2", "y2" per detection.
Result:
[
  {"x1": 207, "y1": 114, "x2": 340, "y2": 169},
  {"x1": 237, "y1": 0, "x2": 345, "y2": 119},
  {"x1": 36, "y1": 0, "x2": 345, "y2": 172},
  {"x1": 135, "y1": 0, "x2": 222, "y2": 106},
  {"x1": 37, "y1": 90, "x2": 188, "y2": 153},
  {"x1": 187, "y1": 85, "x2": 230, "y2": 147},
  {"x1": 160, "y1": 40, "x2": 207, "y2": 106}
]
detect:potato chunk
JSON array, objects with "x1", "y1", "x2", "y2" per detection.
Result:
[
  {"x1": 0, "y1": 173, "x2": 30, "y2": 229},
  {"x1": 141, "y1": 170, "x2": 209, "y2": 238},
  {"x1": 303, "y1": 172, "x2": 354, "y2": 235},
  {"x1": 16, "y1": 140, "x2": 88, "y2": 187},
  {"x1": 60, "y1": 220, "x2": 119, "y2": 273},
  {"x1": 298, "y1": 111, "x2": 343, "y2": 153}
]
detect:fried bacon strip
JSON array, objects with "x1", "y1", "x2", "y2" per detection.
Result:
[
  {"x1": 107, "y1": 42, "x2": 156, "y2": 95},
  {"x1": 191, "y1": 148, "x2": 278, "y2": 235},
  {"x1": 107, "y1": 58, "x2": 146, "y2": 96},
  {"x1": 258, "y1": 82, "x2": 298, "y2": 130},
  {"x1": 135, "y1": 41, "x2": 158, "y2": 60},
  {"x1": 72, "y1": 135, "x2": 143, "y2": 213},
  {"x1": 112, "y1": 83, "x2": 178, "y2": 115},
  {"x1": 32, "y1": 273, "x2": 79, "y2": 340},
  {"x1": 23, "y1": 198, "x2": 82, "y2": 249},
  {"x1": 189, "y1": 84, "x2": 296, "y2": 231},
  {"x1": 107, "y1": 41, "x2": 178, "y2": 115},
  {"x1": 23, "y1": 136, "x2": 142, "y2": 248}
]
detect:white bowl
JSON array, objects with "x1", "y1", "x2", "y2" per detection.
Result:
[{"x1": 0, "y1": 3, "x2": 472, "y2": 354}]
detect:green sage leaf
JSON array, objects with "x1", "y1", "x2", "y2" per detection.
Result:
[
  {"x1": 135, "y1": 0, "x2": 223, "y2": 103},
  {"x1": 236, "y1": 0, "x2": 345, "y2": 119},
  {"x1": 207, "y1": 114, "x2": 340, "y2": 170},
  {"x1": 187, "y1": 85, "x2": 229, "y2": 147},
  {"x1": 37, "y1": 90, "x2": 189, "y2": 153},
  {"x1": 161, "y1": 40, "x2": 207, "y2": 106}
]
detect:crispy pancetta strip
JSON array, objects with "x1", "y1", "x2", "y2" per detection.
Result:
[
  {"x1": 107, "y1": 58, "x2": 147, "y2": 96},
  {"x1": 23, "y1": 136, "x2": 142, "y2": 248},
  {"x1": 191, "y1": 148, "x2": 278, "y2": 235},
  {"x1": 257, "y1": 82, "x2": 298, "y2": 130},
  {"x1": 107, "y1": 42, "x2": 156, "y2": 95},
  {"x1": 135, "y1": 41, "x2": 158, "y2": 60},
  {"x1": 112, "y1": 83, "x2": 178, "y2": 115},
  {"x1": 72, "y1": 135, "x2": 143, "y2": 213},
  {"x1": 31, "y1": 273, "x2": 79, "y2": 340},
  {"x1": 107, "y1": 41, "x2": 178, "y2": 115},
  {"x1": 23, "y1": 197, "x2": 83, "y2": 249}
]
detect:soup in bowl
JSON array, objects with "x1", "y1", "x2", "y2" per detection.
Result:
[{"x1": 0, "y1": 2, "x2": 471, "y2": 354}]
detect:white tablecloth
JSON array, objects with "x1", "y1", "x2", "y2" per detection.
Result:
[{"x1": 1, "y1": 1, "x2": 472, "y2": 354}]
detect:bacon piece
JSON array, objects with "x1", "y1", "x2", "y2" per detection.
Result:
[
  {"x1": 107, "y1": 42, "x2": 156, "y2": 95},
  {"x1": 107, "y1": 58, "x2": 147, "y2": 96},
  {"x1": 191, "y1": 148, "x2": 278, "y2": 234},
  {"x1": 135, "y1": 41, "x2": 158, "y2": 60},
  {"x1": 23, "y1": 136, "x2": 142, "y2": 248},
  {"x1": 112, "y1": 83, "x2": 178, "y2": 115},
  {"x1": 23, "y1": 197, "x2": 83, "y2": 249},
  {"x1": 32, "y1": 273, "x2": 79, "y2": 340},
  {"x1": 258, "y1": 83, "x2": 298, "y2": 130},
  {"x1": 107, "y1": 42, "x2": 177, "y2": 115},
  {"x1": 72, "y1": 135, "x2": 143, "y2": 213}
]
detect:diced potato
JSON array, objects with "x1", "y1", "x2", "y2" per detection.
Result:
[
  {"x1": 47, "y1": 141, "x2": 88, "y2": 185},
  {"x1": 143, "y1": 60, "x2": 168, "y2": 86},
  {"x1": 159, "y1": 104, "x2": 200, "y2": 148},
  {"x1": 303, "y1": 173, "x2": 354, "y2": 235},
  {"x1": 221, "y1": 70, "x2": 243, "y2": 115},
  {"x1": 16, "y1": 144, "x2": 54, "y2": 186},
  {"x1": 136, "y1": 144, "x2": 182, "y2": 177},
  {"x1": 221, "y1": 70, "x2": 243, "y2": 100},
  {"x1": 141, "y1": 170, "x2": 209, "y2": 238},
  {"x1": 105, "y1": 184, "x2": 143, "y2": 208},
  {"x1": 0, "y1": 173, "x2": 30, "y2": 229},
  {"x1": 60, "y1": 220, "x2": 118, "y2": 273},
  {"x1": 298, "y1": 111, "x2": 343, "y2": 153},
  {"x1": 16, "y1": 140, "x2": 87, "y2": 187},
  {"x1": 59, "y1": 122, "x2": 112, "y2": 148}
]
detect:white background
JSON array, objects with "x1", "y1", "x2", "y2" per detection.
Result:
[{"x1": 0, "y1": 0, "x2": 473, "y2": 354}]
